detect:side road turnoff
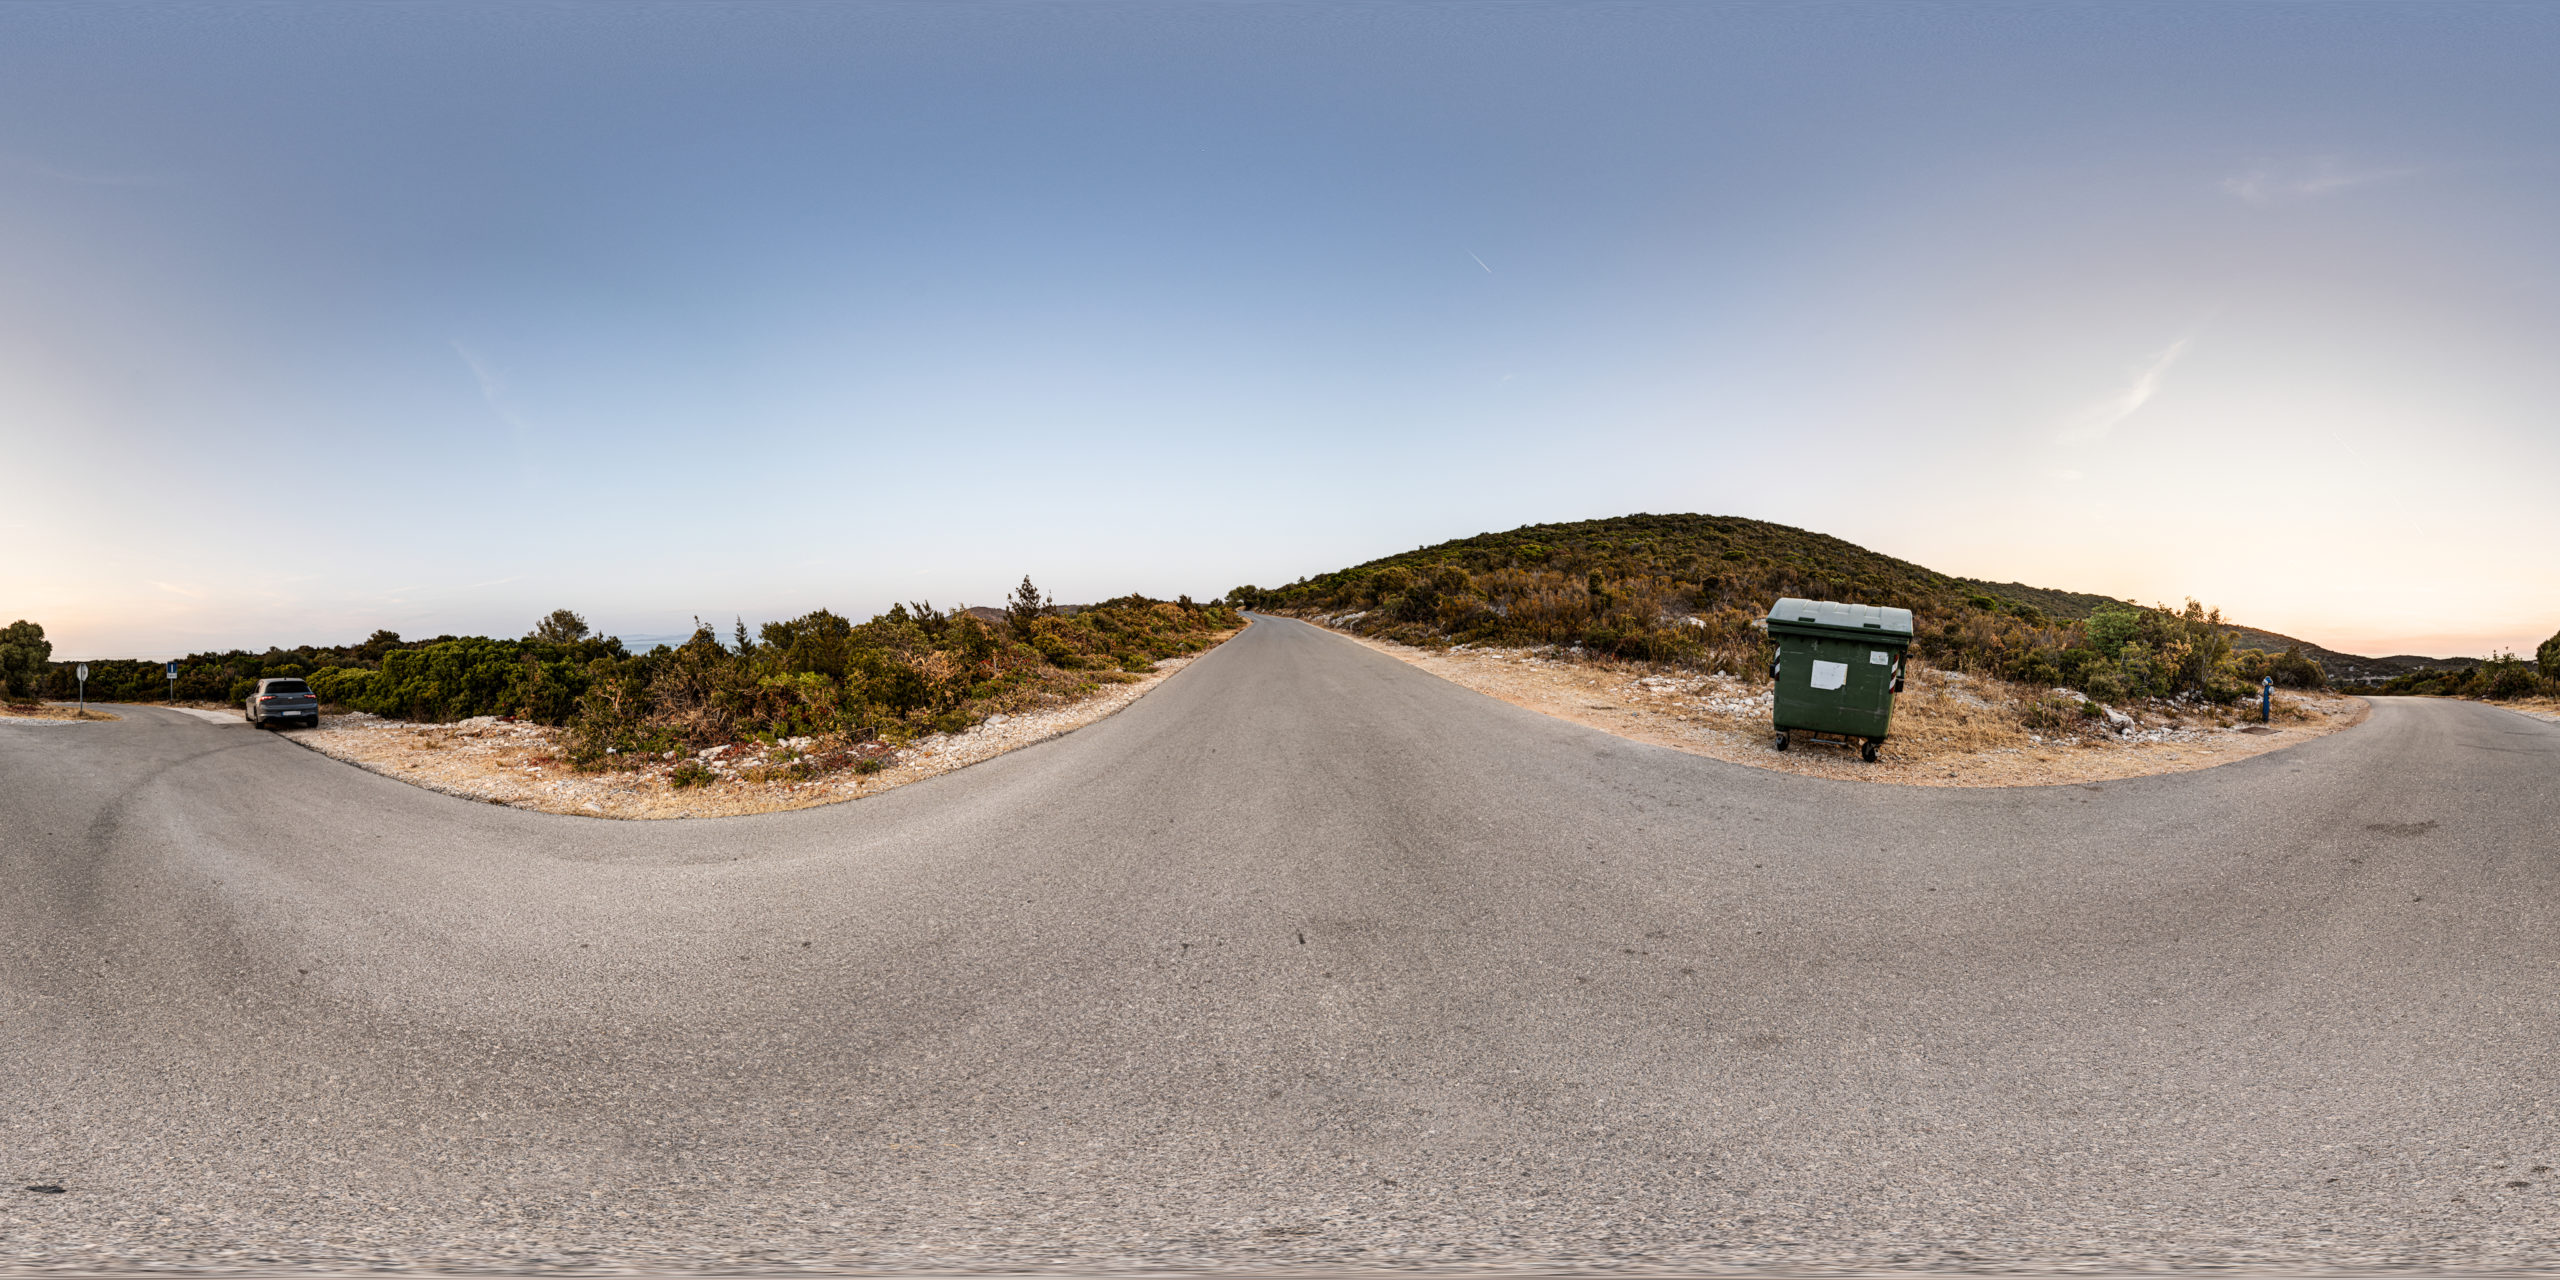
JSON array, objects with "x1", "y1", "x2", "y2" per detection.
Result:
[{"x1": 3, "y1": 616, "x2": 2556, "y2": 1272}]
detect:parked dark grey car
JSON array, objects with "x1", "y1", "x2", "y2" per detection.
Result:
[{"x1": 245, "y1": 677, "x2": 320, "y2": 729}]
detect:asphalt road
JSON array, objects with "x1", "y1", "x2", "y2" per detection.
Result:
[{"x1": 4, "y1": 616, "x2": 2556, "y2": 1273}]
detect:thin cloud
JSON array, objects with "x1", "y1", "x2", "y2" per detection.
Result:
[
  {"x1": 2223, "y1": 160, "x2": 2416, "y2": 205},
  {"x1": 451, "y1": 340, "x2": 531, "y2": 434},
  {"x1": 2058, "y1": 339, "x2": 2188, "y2": 446},
  {"x1": 1467, "y1": 251, "x2": 1493, "y2": 274}
]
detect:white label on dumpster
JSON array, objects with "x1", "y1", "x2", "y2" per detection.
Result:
[
  {"x1": 1871, "y1": 650, "x2": 1890, "y2": 664},
  {"x1": 1810, "y1": 659, "x2": 1848, "y2": 690}
]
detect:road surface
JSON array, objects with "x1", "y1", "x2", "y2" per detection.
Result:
[{"x1": 4, "y1": 617, "x2": 2556, "y2": 1272}]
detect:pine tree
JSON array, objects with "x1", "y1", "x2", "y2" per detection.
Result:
[{"x1": 1006, "y1": 576, "x2": 1051, "y2": 641}]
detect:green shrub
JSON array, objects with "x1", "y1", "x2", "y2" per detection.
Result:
[
  {"x1": 2473, "y1": 652, "x2": 2543, "y2": 701},
  {"x1": 308, "y1": 666, "x2": 377, "y2": 706},
  {"x1": 670, "y1": 760, "x2": 714, "y2": 788},
  {"x1": 2540, "y1": 629, "x2": 2560, "y2": 681},
  {"x1": 353, "y1": 634, "x2": 620, "y2": 724},
  {"x1": 2079, "y1": 666, "x2": 2127, "y2": 706},
  {"x1": 2085, "y1": 603, "x2": 2143, "y2": 660},
  {"x1": 362, "y1": 639, "x2": 522, "y2": 721},
  {"x1": 0, "y1": 620, "x2": 49, "y2": 701},
  {"x1": 2005, "y1": 649, "x2": 2062, "y2": 688},
  {"x1": 2233, "y1": 644, "x2": 2328, "y2": 689}
]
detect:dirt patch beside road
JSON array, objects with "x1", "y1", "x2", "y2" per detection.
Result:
[
  {"x1": 2483, "y1": 695, "x2": 2560, "y2": 726},
  {"x1": 285, "y1": 647, "x2": 1226, "y2": 819},
  {"x1": 0, "y1": 702, "x2": 121, "y2": 722},
  {"x1": 1322, "y1": 627, "x2": 2366, "y2": 788}
]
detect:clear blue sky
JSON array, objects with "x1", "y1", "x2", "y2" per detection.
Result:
[{"x1": 5, "y1": 2, "x2": 2554, "y2": 659}]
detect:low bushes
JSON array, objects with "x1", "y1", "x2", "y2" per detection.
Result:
[
  {"x1": 2368, "y1": 651, "x2": 2556, "y2": 701},
  {"x1": 560, "y1": 593, "x2": 1237, "y2": 768},
  {"x1": 22, "y1": 588, "x2": 1240, "y2": 775},
  {"x1": 40, "y1": 628, "x2": 420, "y2": 706},
  {"x1": 350, "y1": 635, "x2": 621, "y2": 723}
]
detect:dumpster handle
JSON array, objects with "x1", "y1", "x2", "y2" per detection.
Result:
[{"x1": 1891, "y1": 653, "x2": 1906, "y2": 694}]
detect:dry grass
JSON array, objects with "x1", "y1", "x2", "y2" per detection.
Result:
[
  {"x1": 2478, "y1": 694, "x2": 2560, "y2": 726},
  {"x1": 0, "y1": 702, "x2": 122, "y2": 722}
]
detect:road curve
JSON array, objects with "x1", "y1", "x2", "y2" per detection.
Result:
[{"x1": 4, "y1": 616, "x2": 2557, "y2": 1273}]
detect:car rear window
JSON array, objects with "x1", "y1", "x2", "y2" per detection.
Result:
[{"x1": 265, "y1": 680, "x2": 311, "y2": 694}]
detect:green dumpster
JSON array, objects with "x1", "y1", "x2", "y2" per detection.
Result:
[{"x1": 1764, "y1": 597, "x2": 1914, "y2": 762}]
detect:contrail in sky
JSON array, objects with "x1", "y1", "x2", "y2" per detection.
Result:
[{"x1": 1468, "y1": 251, "x2": 1493, "y2": 274}]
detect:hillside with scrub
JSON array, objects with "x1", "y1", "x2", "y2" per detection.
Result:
[{"x1": 1228, "y1": 513, "x2": 2550, "y2": 711}]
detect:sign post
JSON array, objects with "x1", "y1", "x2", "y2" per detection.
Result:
[
  {"x1": 2261, "y1": 675, "x2": 2274, "y2": 724},
  {"x1": 167, "y1": 660, "x2": 179, "y2": 704},
  {"x1": 76, "y1": 663, "x2": 88, "y2": 715}
]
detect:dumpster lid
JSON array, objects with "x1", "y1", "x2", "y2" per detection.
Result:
[{"x1": 1765, "y1": 597, "x2": 1914, "y2": 641}]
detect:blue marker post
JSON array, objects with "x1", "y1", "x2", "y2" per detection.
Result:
[
  {"x1": 2260, "y1": 675, "x2": 2274, "y2": 724},
  {"x1": 167, "y1": 660, "x2": 179, "y2": 704}
]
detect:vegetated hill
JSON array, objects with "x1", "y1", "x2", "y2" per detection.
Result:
[
  {"x1": 1230, "y1": 513, "x2": 2327, "y2": 701},
  {"x1": 2222, "y1": 625, "x2": 2476, "y2": 684},
  {"x1": 1248, "y1": 512, "x2": 2032, "y2": 620},
  {"x1": 1965, "y1": 579, "x2": 2474, "y2": 685},
  {"x1": 1958, "y1": 579, "x2": 2128, "y2": 621}
]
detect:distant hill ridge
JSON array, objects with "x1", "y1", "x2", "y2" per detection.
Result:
[{"x1": 1953, "y1": 581, "x2": 2470, "y2": 681}]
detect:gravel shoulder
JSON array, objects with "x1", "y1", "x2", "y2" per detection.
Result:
[
  {"x1": 1316, "y1": 624, "x2": 2367, "y2": 787},
  {"x1": 280, "y1": 638, "x2": 1236, "y2": 819}
]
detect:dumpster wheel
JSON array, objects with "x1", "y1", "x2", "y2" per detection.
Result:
[{"x1": 1773, "y1": 726, "x2": 1885, "y2": 762}]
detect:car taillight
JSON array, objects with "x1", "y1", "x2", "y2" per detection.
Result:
[{"x1": 259, "y1": 695, "x2": 274, "y2": 701}]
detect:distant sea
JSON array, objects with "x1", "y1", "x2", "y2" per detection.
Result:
[{"x1": 609, "y1": 633, "x2": 697, "y2": 651}]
